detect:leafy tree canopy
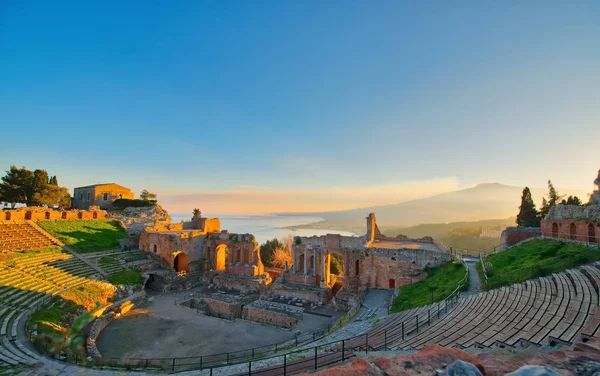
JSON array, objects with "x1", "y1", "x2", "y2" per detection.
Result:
[
  {"x1": 139, "y1": 189, "x2": 157, "y2": 200},
  {"x1": 192, "y1": 208, "x2": 201, "y2": 220},
  {"x1": 260, "y1": 238, "x2": 286, "y2": 268},
  {"x1": 0, "y1": 165, "x2": 71, "y2": 208}
]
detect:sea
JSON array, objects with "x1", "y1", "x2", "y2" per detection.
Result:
[{"x1": 169, "y1": 214, "x2": 357, "y2": 245}]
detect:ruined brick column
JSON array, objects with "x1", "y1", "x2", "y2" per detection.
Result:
[
  {"x1": 312, "y1": 250, "x2": 317, "y2": 277},
  {"x1": 303, "y1": 248, "x2": 308, "y2": 275},
  {"x1": 320, "y1": 248, "x2": 326, "y2": 288},
  {"x1": 292, "y1": 246, "x2": 297, "y2": 273}
]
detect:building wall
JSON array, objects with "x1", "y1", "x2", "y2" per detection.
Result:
[
  {"x1": 500, "y1": 227, "x2": 541, "y2": 249},
  {"x1": 2, "y1": 207, "x2": 106, "y2": 221},
  {"x1": 541, "y1": 219, "x2": 600, "y2": 244},
  {"x1": 73, "y1": 184, "x2": 134, "y2": 210}
]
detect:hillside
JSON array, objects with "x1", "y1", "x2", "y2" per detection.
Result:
[{"x1": 290, "y1": 183, "x2": 588, "y2": 228}]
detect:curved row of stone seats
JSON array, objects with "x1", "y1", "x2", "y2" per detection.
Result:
[
  {"x1": 0, "y1": 222, "x2": 61, "y2": 252},
  {"x1": 0, "y1": 248, "x2": 99, "y2": 367},
  {"x1": 360, "y1": 267, "x2": 599, "y2": 352},
  {"x1": 581, "y1": 263, "x2": 600, "y2": 338}
]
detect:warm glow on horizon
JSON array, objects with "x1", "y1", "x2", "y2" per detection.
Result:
[{"x1": 158, "y1": 178, "x2": 460, "y2": 214}]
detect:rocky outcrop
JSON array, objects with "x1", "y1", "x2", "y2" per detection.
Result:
[
  {"x1": 108, "y1": 204, "x2": 172, "y2": 235},
  {"x1": 309, "y1": 337, "x2": 600, "y2": 375}
]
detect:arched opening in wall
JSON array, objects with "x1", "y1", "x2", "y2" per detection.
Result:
[
  {"x1": 45, "y1": 212, "x2": 51, "y2": 220},
  {"x1": 331, "y1": 281, "x2": 343, "y2": 297},
  {"x1": 93, "y1": 212, "x2": 98, "y2": 219},
  {"x1": 552, "y1": 223, "x2": 558, "y2": 238},
  {"x1": 153, "y1": 244, "x2": 157, "y2": 254},
  {"x1": 215, "y1": 244, "x2": 228, "y2": 271},
  {"x1": 355, "y1": 259, "x2": 360, "y2": 276},
  {"x1": 5, "y1": 211, "x2": 11, "y2": 220},
  {"x1": 389, "y1": 279, "x2": 396, "y2": 289},
  {"x1": 173, "y1": 252, "x2": 190, "y2": 273},
  {"x1": 25, "y1": 211, "x2": 32, "y2": 220},
  {"x1": 236, "y1": 248, "x2": 242, "y2": 264},
  {"x1": 77, "y1": 212, "x2": 83, "y2": 219},
  {"x1": 570, "y1": 223, "x2": 577, "y2": 240},
  {"x1": 589, "y1": 223, "x2": 597, "y2": 244},
  {"x1": 61, "y1": 212, "x2": 67, "y2": 219}
]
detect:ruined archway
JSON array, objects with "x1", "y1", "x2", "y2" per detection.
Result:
[
  {"x1": 61, "y1": 212, "x2": 67, "y2": 219},
  {"x1": 173, "y1": 252, "x2": 190, "y2": 273},
  {"x1": 45, "y1": 212, "x2": 51, "y2": 219},
  {"x1": 552, "y1": 222, "x2": 558, "y2": 238},
  {"x1": 589, "y1": 223, "x2": 597, "y2": 244},
  {"x1": 297, "y1": 253, "x2": 305, "y2": 272},
  {"x1": 570, "y1": 222, "x2": 577, "y2": 240},
  {"x1": 77, "y1": 212, "x2": 83, "y2": 219},
  {"x1": 215, "y1": 244, "x2": 228, "y2": 271},
  {"x1": 93, "y1": 212, "x2": 98, "y2": 219}
]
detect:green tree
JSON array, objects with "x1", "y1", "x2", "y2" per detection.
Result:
[
  {"x1": 539, "y1": 180, "x2": 563, "y2": 219},
  {"x1": 516, "y1": 187, "x2": 540, "y2": 227},
  {"x1": 329, "y1": 253, "x2": 343, "y2": 275},
  {"x1": 564, "y1": 196, "x2": 583, "y2": 206},
  {"x1": 192, "y1": 208, "x2": 201, "y2": 220},
  {"x1": 260, "y1": 238, "x2": 285, "y2": 268},
  {"x1": 0, "y1": 166, "x2": 32, "y2": 207},
  {"x1": 0, "y1": 166, "x2": 70, "y2": 207},
  {"x1": 140, "y1": 189, "x2": 157, "y2": 200}
]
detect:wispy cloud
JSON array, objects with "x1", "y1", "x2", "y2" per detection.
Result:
[{"x1": 158, "y1": 177, "x2": 460, "y2": 214}]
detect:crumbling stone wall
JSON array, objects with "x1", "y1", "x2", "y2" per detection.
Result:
[
  {"x1": 288, "y1": 213, "x2": 452, "y2": 291},
  {"x1": 500, "y1": 227, "x2": 542, "y2": 249},
  {"x1": 242, "y1": 300, "x2": 303, "y2": 328},
  {"x1": 2, "y1": 206, "x2": 106, "y2": 221}
]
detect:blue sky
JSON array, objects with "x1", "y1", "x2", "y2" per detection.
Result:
[{"x1": 1, "y1": 1, "x2": 599, "y2": 213}]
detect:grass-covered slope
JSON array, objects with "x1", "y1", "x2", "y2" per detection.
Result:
[
  {"x1": 38, "y1": 220, "x2": 127, "y2": 253},
  {"x1": 479, "y1": 239, "x2": 600, "y2": 290},
  {"x1": 391, "y1": 261, "x2": 467, "y2": 313}
]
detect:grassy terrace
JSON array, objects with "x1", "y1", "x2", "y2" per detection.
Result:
[
  {"x1": 391, "y1": 261, "x2": 467, "y2": 313},
  {"x1": 479, "y1": 239, "x2": 600, "y2": 290},
  {"x1": 108, "y1": 269, "x2": 143, "y2": 285},
  {"x1": 38, "y1": 220, "x2": 128, "y2": 253}
]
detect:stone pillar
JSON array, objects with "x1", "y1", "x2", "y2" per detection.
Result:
[
  {"x1": 320, "y1": 248, "x2": 326, "y2": 288},
  {"x1": 292, "y1": 246, "x2": 297, "y2": 273},
  {"x1": 312, "y1": 251, "x2": 317, "y2": 277},
  {"x1": 303, "y1": 248, "x2": 308, "y2": 275}
]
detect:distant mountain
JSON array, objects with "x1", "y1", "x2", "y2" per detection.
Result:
[{"x1": 297, "y1": 183, "x2": 589, "y2": 228}]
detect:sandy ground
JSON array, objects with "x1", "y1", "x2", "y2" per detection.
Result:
[{"x1": 96, "y1": 290, "x2": 344, "y2": 359}]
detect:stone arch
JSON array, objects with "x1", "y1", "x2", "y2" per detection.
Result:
[
  {"x1": 77, "y1": 211, "x2": 83, "y2": 219},
  {"x1": 45, "y1": 211, "x2": 51, "y2": 220},
  {"x1": 25, "y1": 211, "x2": 32, "y2": 220},
  {"x1": 215, "y1": 244, "x2": 228, "y2": 271},
  {"x1": 236, "y1": 248, "x2": 242, "y2": 264},
  {"x1": 552, "y1": 222, "x2": 558, "y2": 238},
  {"x1": 570, "y1": 222, "x2": 577, "y2": 240},
  {"x1": 153, "y1": 244, "x2": 157, "y2": 254},
  {"x1": 355, "y1": 259, "x2": 360, "y2": 276},
  {"x1": 589, "y1": 223, "x2": 597, "y2": 244},
  {"x1": 389, "y1": 279, "x2": 396, "y2": 289},
  {"x1": 93, "y1": 211, "x2": 98, "y2": 219},
  {"x1": 173, "y1": 252, "x2": 189, "y2": 273},
  {"x1": 61, "y1": 212, "x2": 67, "y2": 219},
  {"x1": 325, "y1": 250, "x2": 344, "y2": 286},
  {"x1": 5, "y1": 211, "x2": 10, "y2": 220}
]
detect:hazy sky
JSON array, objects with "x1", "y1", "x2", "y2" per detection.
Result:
[{"x1": 1, "y1": 1, "x2": 599, "y2": 214}]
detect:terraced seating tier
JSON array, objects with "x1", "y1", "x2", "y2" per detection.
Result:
[{"x1": 0, "y1": 222, "x2": 61, "y2": 252}]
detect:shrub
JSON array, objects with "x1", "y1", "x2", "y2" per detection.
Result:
[{"x1": 112, "y1": 199, "x2": 156, "y2": 209}]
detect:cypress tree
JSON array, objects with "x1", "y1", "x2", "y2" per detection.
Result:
[{"x1": 517, "y1": 187, "x2": 540, "y2": 227}]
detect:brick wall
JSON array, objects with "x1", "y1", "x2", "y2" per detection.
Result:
[{"x1": 2, "y1": 207, "x2": 106, "y2": 221}]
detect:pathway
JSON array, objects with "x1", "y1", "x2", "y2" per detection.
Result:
[{"x1": 462, "y1": 257, "x2": 482, "y2": 295}]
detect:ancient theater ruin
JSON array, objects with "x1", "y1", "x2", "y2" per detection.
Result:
[
  {"x1": 272, "y1": 213, "x2": 452, "y2": 308},
  {"x1": 138, "y1": 215, "x2": 269, "y2": 292}
]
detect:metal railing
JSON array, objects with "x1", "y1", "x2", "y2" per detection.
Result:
[{"x1": 51, "y1": 292, "x2": 464, "y2": 374}]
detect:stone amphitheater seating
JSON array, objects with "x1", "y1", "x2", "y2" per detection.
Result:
[
  {"x1": 354, "y1": 265, "x2": 600, "y2": 353},
  {"x1": 0, "y1": 248, "x2": 98, "y2": 367},
  {"x1": 0, "y1": 221, "x2": 61, "y2": 252}
]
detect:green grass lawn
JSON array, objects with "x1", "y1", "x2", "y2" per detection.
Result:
[
  {"x1": 38, "y1": 220, "x2": 127, "y2": 253},
  {"x1": 478, "y1": 239, "x2": 600, "y2": 290},
  {"x1": 108, "y1": 269, "x2": 143, "y2": 285},
  {"x1": 390, "y1": 261, "x2": 468, "y2": 313}
]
